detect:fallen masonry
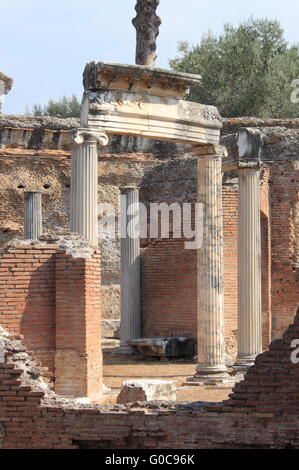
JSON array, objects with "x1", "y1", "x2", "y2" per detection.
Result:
[
  {"x1": 117, "y1": 380, "x2": 177, "y2": 404},
  {"x1": 128, "y1": 338, "x2": 196, "y2": 358}
]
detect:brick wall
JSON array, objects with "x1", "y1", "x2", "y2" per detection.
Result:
[
  {"x1": 141, "y1": 176, "x2": 274, "y2": 358},
  {"x1": 222, "y1": 184, "x2": 238, "y2": 357},
  {"x1": 141, "y1": 238, "x2": 197, "y2": 338},
  {"x1": 220, "y1": 306, "x2": 299, "y2": 415},
  {"x1": 141, "y1": 186, "x2": 242, "y2": 357},
  {"x1": 260, "y1": 166, "x2": 272, "y2": 348},
  {"x1": 55, "y1": 252, "x2": 102, "y2": 398},
  {"x1": 0, "y1": 245, "x2": 57, "y2": 370},
  {"x1": 1, "y1": 310, "x2": 299, "y2": 449},
  {"x1": 270, "y1": 162, "x2": 299, "y2": 339},
  {"x1": 0, "y1": 243, "x2": 102, "y2": 398}
]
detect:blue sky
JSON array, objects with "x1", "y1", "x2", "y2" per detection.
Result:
[{"x1": 1, "y1": 0, "x2": 299, "y2": 115}]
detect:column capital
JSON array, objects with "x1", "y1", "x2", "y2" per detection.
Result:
[
  {"x1": 120, "y1": 185, "x2": 140, "y2": 192},
  {"x1": 72, "y1": 128, "x2": 109, "y2": 147},
  {"x1": 192, "y1": 144, "x2": 228, "y2": 159},
  {"x1": 238, "y1": 164, "x2": 261, "y2": 171},
  {"x1": 237, "y1": 127, "x2": 262, "y2": 169}
]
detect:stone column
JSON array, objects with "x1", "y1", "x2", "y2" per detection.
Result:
[
  {"x1": 189, "y1": 145, "x2": 229, "y2": 385},
  {"x1": 119, "y1": 187, "x2": 141, "y2": 353},
  {"x1": 71, "y1": 128, "x2": 108, "y2": 247},
  {"x1": 235, "y1": 168, "x2": 262, "y2": 369},
  {"x1": 24, "y1": 191, "x2": 42, "y2": 240}
]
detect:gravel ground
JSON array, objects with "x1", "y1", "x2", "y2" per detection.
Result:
[{"x1": 103, "y1": 353, "x2": 233, "y2": 404}]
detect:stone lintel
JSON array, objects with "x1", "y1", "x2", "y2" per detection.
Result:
[
  {"x1": 83, "y1": 61, "x2": 201, "y2": 99},
  {"x1": 81, "y1": 89, "x2": 222, "y2": 146}
]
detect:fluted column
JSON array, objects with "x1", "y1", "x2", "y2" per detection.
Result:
[
  {"x1": 235, "y1": 168, "x2": 262, "y2": 368},
  {"x1": 119, "y1": 187, "x2": 141, "y2": 354},
  {"x1": 71, "y1": 128, "x2": 108, "y2": 247},
  {"x1": 189, "y1": 145, "x2": 229, "y2": 385},
  {"x1": 24, "y1": 191, "x2": 42, "y2": 240}
]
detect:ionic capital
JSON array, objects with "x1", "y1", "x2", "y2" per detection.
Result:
[{"x1": 72, "y1": 128, "x2": 109, "y2": 147}]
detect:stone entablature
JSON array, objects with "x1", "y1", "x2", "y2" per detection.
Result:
[
  {"x1": 1, "y1": 114, "x2": 299, "y2": 164},
  {"x1": 81, "y1": 62, "x2": 222, "y2": 146},
  {"x1": 83, "y1": 61, "x2": 201, "y2": 99}
]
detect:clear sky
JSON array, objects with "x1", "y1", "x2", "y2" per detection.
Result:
[{"x1": 1, "y1": 0, "x2": 299, "y2": 115}]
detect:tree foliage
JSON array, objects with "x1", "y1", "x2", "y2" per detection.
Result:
[
  {"x1": 26, "y1": 95, "x2": 80, "y2": 118},
  {"x1": 170, "y1": 18, "x2": 299, "y2": 118}
]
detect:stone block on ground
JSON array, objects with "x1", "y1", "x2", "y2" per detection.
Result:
[
  {"x1": 128, "y1": 337, "x2": 195, "y2": 358},
  {"x1": 117, "y1": 379, "x2": 176, "y2": 404}
]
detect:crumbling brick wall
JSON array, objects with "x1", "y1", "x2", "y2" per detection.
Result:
[
  {"x1": 218, "y1": 307, "x2": 299, "y2": 416},
  {"x1": 0, "y1": 239, "x2": 102, "y2": 398},
  {"x1": 1, "y1": 310, "x2": 299, "y2": 449},
  {"x1": 0, "y1": 245, "x2": 57, "y2": 370},
  {"x1": 270, "y1": 162, "x2": 299, "y2": 339},
  {"x1": 55, "y1": 251, "x2": 102, "y2": 397}
]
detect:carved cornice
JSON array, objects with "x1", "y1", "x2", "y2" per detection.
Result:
[{"x1": 83, "y1": 62, "x2": 201, "y2": 100}]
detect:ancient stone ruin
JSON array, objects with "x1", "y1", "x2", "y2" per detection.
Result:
[
  {"x1": 0, "y1": 72, "x2": 13, "y2": 114},
  {"x1": 0, "y1": 2, "x2": 298, "y2": 450}
]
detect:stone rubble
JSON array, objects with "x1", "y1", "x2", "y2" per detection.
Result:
[
  {"x1": 117, "y1": 379, "x2": 177, "y2": 404},
  {"x1": 7, "y1": 233, "x2": 96, "y2": 259}
]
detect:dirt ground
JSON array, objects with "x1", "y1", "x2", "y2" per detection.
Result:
[{"x1": 102, "y1": 352, "x2": 233, "y2": 404}]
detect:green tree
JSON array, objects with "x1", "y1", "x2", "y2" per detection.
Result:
[
  {"x1": 170, "y1": 18, "x2": 299, "y2": 118},
  {"x1": 26, "y1": 95, "x2": 80, "y2": 118}
]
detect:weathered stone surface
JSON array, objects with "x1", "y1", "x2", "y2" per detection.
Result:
[
  {"x1": 71, "y1": 130, "x2": 107, "y2": 246},
  {"x1": 192, "y1": 146, "x2": 229, "y2": 384},
  {"x1": 83, "y1": 62, "x2": 201, "y2": 99},
  {"x1": 81, "y1": 62, "x2": 221, "y2": 145},
  {"x1": 222, "y1": 122, "x2": 299, "y2": 166},
  {"x1": 128, "y1": 337, "x2": 195, "y2": 358},
  {"x1": 222, "y1": 117, "x2": 299, "y2": 135},
  {"x1": 24, "y1": 191, "x2": 42, "y2": 240},
  {"x1": 235, "y1": 168, "x2": 262, "y2": 369},
  {"x1": 0, "y1": 73, "x2": 13, "y2": 95},
  {"x1": 119, "y1": 187, "x2": 141, "y2": 353},
  {"x1": 117, "y1": 379, "x2": 176, "y2": 404}
]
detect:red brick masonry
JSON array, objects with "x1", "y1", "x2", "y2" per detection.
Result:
[
  {"x1": 0, "y1": 244, "x2": 102, "y2": 398},
  {"x1": 1, "y1": 308, "x2": 299, "y2": 448}
]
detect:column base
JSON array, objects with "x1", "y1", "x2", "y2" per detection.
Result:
[
  {"x1": 185, "y1": 365, "x2": 234, "y2": 386},
  {"x1": 233, "y1": 355, "x2": 256, "y2": 373},
  {"x1": 117, "y1": 344, "x2": 133, "y2": 355}
]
